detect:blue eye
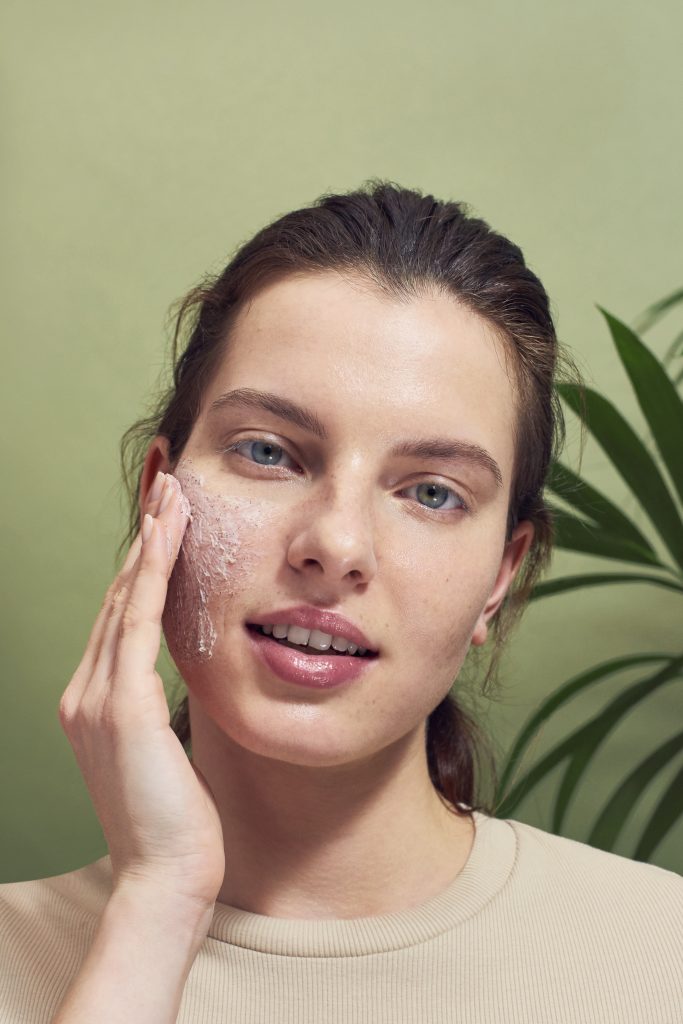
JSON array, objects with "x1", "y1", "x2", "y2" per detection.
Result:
[
  {"x1": 226, "y1": 438, "x2": 298, "y2": 469},
  {"x1": 246, "y1": 440, "x2": 283, "y2": 466},
  {"x1": 406, "y1": 482, "x2": 468, "y2": 513},
  {"x1": 223, "y1": 438, "x2": 468, "y2": 514}
]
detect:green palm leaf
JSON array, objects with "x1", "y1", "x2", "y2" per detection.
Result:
[
  {"x1": 496, "y1": 655, "x2": 682, "y2": 821},
  {"x1": 663, "y1": 328, "x2": 683, "y2": 370},
  {"x1": 599, "y1": 307, "x2": 683, "y2": 508},
  {"x1": 633, "y1": 763, "x2": 683, "y2": 862},
  {"x1": 632, "y1": 286, "x2": 683, "y2": 334},
  {"x1": 530, "y1": 573, "x2": 683, "y2": 600},
  {"x1": 550, "y1": 655, "x2": 683, "y2": 833},
  {"x1": 550, "y1": 507, "x2": 667, "y2": 567},
  {"x1": 495, "y1": 654, "x2": 669, "y2": 802},
  {"x1": 517, "y1": 299, "x2": 683, "y2": 866},
  {"x1": 558, "y1": 383, "x2": 683, "y2": 569},
  {"x1": 586, "y1": 731, "x2": 683, "y2": 852},
  {"x1": 548, "y1": 461, "x2": 655, "y2": 553}
]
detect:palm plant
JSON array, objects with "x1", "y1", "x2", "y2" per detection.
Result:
[{"x1": 495, "y1": 289, "x2": 683, "y2": 864}]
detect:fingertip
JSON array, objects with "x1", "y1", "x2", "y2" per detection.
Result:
[
  {"x1": 119, "y1": 529, "x2": 143, "y2": 575},
  {"x1": 142, "y1": 513, "x2": 154, "y2": 545},
  {"x1": 149, "y1": 469, "x2": 165, "y2": 505}
]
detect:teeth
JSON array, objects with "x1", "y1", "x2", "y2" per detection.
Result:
[
  {"x1": 306, "y1": 629, "x2": 332, "y2": 651},
  {"x1": 287, "y1": 625, "x2": 312, "y2": 646},
  {"x1": 257, "y1": 623, "x2": 372, "y2": 656}
]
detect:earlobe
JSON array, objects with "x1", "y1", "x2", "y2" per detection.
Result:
[
  {"x1": 471, "y1": 615, "x2": 489, "y2": 648},
  {"x1": 470, "y1": 520, "x2": 535, "y2": 649}
]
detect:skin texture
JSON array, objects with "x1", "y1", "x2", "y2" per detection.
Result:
[
  {"x1": 140, "y1": 271, "x2": 534, "y2": 918},
  {"x1": 162, "y1": 462, "x2": 274, "y2": 661}
]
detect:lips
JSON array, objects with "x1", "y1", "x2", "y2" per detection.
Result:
[
  {"x1": 246, "y1": 605, "x2": 378, "y2": 654},
  {"x1": 247, "y1": 626, "x2": 376, "y2": 689}
]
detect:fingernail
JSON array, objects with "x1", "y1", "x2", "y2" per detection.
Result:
[
  {"x1": 142, "y1": 513, "x2": 154, "y2": 544},
  {"x1": 149, "y1": 470, "x2": 165, "y2": 505},
  {"x1": 159, "y1": 475, "x2": 176, "y2": 513}
]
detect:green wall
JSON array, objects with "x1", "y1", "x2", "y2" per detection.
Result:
[{"x1": 2, "y1": 0, "x2": 681, "y2": 881}]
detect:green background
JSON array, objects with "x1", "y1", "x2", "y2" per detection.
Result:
[{"x1": 2, "y1": 0, "x2": 681, "y2": 881}]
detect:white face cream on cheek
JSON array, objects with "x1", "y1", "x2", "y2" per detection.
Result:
[{"x1": 161, "y1": 458, "x2": 272, "y2": 661}]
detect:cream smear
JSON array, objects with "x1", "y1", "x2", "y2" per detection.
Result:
[{"x1": 162, "y1": 459, "x2": 271, "y2": 662}]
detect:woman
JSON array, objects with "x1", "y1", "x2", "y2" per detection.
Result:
[{"x1": 2, "y1": 182, "x2": 680, "y2": 1023}]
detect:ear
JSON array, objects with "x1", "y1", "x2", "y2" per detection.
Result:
[
  {"x1": 470, "y1": 520, "x2": 535, "y2": 647},
  {"x1": 138, "y1": 436, "x2": 173, "y2": 526}
]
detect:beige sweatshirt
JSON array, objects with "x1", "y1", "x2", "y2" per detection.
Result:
[{"x1": 1, "y1": 810, "x2": 681, "y2": 1023}]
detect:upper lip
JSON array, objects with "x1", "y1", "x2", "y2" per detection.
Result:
[{"x1": 247, "y1": 605, "x2": 379, "y2": 654}]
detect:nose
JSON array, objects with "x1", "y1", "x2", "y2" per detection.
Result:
[{"x1": 286, "y1": 474, "x2": 378, "y2": 587}]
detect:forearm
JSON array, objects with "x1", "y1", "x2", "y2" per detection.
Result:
[{"x1": 51, "y1": 883, "x2": 214, "y2": 1024}]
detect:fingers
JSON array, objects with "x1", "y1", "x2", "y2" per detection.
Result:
[
  {"x1": 91, "y1": 474, "x2": 191, "y2": 704},
  {"x1": 78, "y1": 531, "x2": 144, "y2": 676},
  {"x1": 61, "y1": 471, "x2": 185, "y2": 716},
  {"x1": 68, "y1": 471, "x2": 166, "y2": 690},
  {"x1": 63, "y1": 533, "x2": 145, "y2": 714},
  {"x1": 89, "y1": 533, "x2": 144, "y2": 666}
]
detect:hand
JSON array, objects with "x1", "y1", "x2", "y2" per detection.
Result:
[{"x1": 58, "y1": 472, "x2": 225, "y2": 913}]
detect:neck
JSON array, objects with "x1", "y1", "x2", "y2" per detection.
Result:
[{"x1": 188, "y1": 694, "x2": 475, "y2": 919}]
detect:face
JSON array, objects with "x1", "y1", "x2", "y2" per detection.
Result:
[{"x1": 147, "y1": 272, "x2": 533, "y2": 769}]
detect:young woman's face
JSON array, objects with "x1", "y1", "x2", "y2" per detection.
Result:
[{"x1": 158, "y1": 271, "x2": 533, "y2": 768}]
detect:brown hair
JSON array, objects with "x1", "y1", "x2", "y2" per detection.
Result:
[{"x1": 119, "y1": 179, "x2": 581, "y2": 818}]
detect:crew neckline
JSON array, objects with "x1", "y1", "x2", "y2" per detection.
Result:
[{"x1": 207, "y1": 810, "x2": 516, "y2": 956}]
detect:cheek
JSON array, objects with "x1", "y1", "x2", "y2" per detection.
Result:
[
  {"x1": 162, "y1": 459, "x2": 270, "y2": 662},
  {"x1": 392, "y1": 535, "x2": 498, "y2": 665}
]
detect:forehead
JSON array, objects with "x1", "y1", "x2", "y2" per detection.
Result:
[{"x1": 202, "y1": 271, "x2": 518, "y2": 477}]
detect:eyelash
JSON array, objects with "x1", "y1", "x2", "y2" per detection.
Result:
[{"x1": 219, "y1": 437, "x2": 471, "y2": 516}]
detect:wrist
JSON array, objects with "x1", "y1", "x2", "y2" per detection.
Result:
[
  {"x1": 51, "y1": 879, "x2": 215, "y2": 1023},
  {"x1": 110, "y1": 878, "x2": 215, "y2": 953}
]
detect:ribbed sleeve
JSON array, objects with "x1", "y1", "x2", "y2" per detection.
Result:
[{"x1": 2, "y1": 812, "x2": 681, "y2": 1022}]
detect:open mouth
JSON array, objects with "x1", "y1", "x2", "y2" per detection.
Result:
[{"x1": 246, "y1": 624, "x2": 377, "y2": 658}]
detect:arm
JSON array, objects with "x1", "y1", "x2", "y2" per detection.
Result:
[
  {"x1": 52, "y1": 883, "x2": 214, "y2": 1024},
  {"x1": 53, "y1": 471, "x2": 226, "y2": 1020}
]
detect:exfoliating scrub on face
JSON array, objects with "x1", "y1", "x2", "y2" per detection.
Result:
[{"x1": 162, "y1": 460, "x2": 269, "y2": 661}]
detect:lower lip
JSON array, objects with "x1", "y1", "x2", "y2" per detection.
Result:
[{"x1": 246, "y1": 626, "x2": 376, "y2": 689}]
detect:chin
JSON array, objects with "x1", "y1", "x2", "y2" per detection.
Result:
[{"x1": 186, "y1": 684, "x2": 383, "y2": 769}]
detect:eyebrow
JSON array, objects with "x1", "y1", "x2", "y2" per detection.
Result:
[{"x1": 208, "y1": 387, "x2": 503, "y2": 488}]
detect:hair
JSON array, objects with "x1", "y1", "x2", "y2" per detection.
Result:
[{"x1": 118, "y1": 179, "x2": 582, "y2": 819}]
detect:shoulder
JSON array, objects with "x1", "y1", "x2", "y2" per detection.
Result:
[
  {"x1": 0, "y1": 856, "x2": 113, "y2": 1023},
  {"x1": 500, "y1": 814, "x2": 682, "y2": 938},
  {"x1": 0, "y1": 853, "x2": 113, "y2": 930},
  {"x1": 505, "y1": 814, "x2": 681, "y2": 893},
  {"x1": 480, "y1": 815, "x2": 682, "y2": 1017}
]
